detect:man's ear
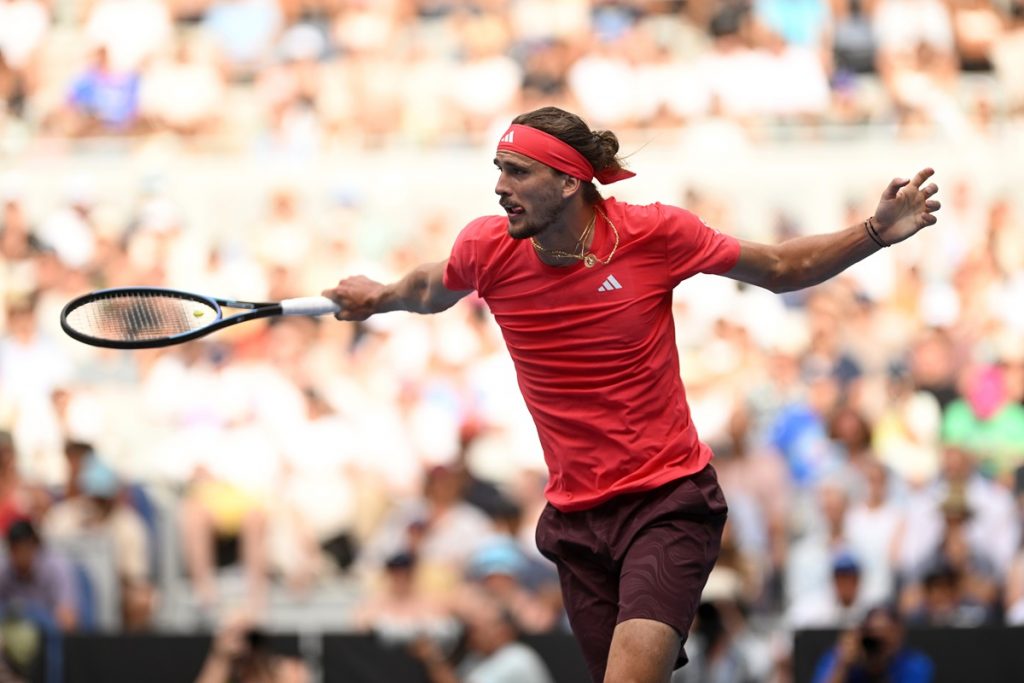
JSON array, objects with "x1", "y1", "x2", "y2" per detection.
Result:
[{"x1": 561, "y1": 174, "x2": 582, "y2": 199}]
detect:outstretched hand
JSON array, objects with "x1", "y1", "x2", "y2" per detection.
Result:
[{"x1": 872, "y1": 168, "x2": 941, "y2": 246}]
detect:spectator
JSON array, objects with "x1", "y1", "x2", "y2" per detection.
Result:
[
  {"x1": 269, "y1": 387, "x2": 364, "y2": 591},
  {"x1": 359, "y1": 464, "x2": 494, "y2": 595},
  {"x1": 991, "y1": 2, "x2": 1024, "y2": 116},
  {"x1": 906, "y1": 329, "x2": 960, "y2": 410},
  {"x1": 904, "y1": 559, "x2": 993, "y2": 628},
  {"x1": 0, "y1": 0, "x2": 48, "y2": 120},
  {"x1": 901, "y1": 489, "x2": 1000, "y2": 626},
  {"x1": 202, "y1": 0, "x2": 284, "y2": 82},
  {"x1": 0, "y1": 0, "x2": 48, "y2": 75},
  {"x1": 676, "y1": 601, "x2": 756, "y2": 683},
  {"x1": 812, "y1": 605, "x2": 933, "y2": 683},
  {"x1": 845, "y1": 458, "x2": 904, "y2": 606},
  {"x1": 140, "y1": 38, "x2": 225, "y2": 138},
  {"x1": 789, "y1": 551, "x2": 870, "y2": 629},
  {"x1": 195, "y1": 611, "x2": 310, "y2": 683},
  {"x1": 567, "y1": 34, "x2": 639, "y2": 129},
  {"x1": 899, "y1": 445, "x2": 1020, "y2": 581},
  {"x1": 408, "y1": 588, "x2": 555, "y2": 683},
  {"x1": 0, "y1": 519, "x2": 77, "y2": 682},
  {"x1": 872, "y1": 361, "x2": 943, "y2": 486},
  {"x1": 41, "y1": 456, "x2": 155, "y2": 630},
  {"x1": 54, "y1": 45, "x2": 142, "y2": 136},
  {"x1": 83, "y1": 0, "x2": 172, "y2": 73},
  {"x1": 0, "y1": 433, "x2": 34, "y2": 536},
  {"x1": 0, "y1": 518, "x2": 75, "y2": 683},
  {"x1": 178, "y1": 464, "x2": 271, "y2": 614},
  {"x1": 350, "y1": 551, "x2": 458, "y2": 646},
  {"x1": 448, "y1": 14, "x2": 522, "y2": 140},
  {"x1": 34, "y1": 177, "x2": 99, "y2": 273},
  {"x1": 0, "y1": 49, "x2": 28, "y2": 123},
  {"x1": 830, "y1": 0, "x2": 877, "y2": 75},
  {"x1": 463, "y1": 537, "x2": 562, "y2": 635},
  {"x1": 786, "y1": 478, "x2": 858, "y2": 617},
  {"x1": 0, "y1": 296, "x2": 74, "y2": 486},
  {"x1": 948, "y1": 0, "x2": 1005, "y2": 71},
  {"x1": 0, "y1": 186, "x2": 41, "y2": 297},
  {"x1": 713, "y1": 405, "x2": 791, "y2": 611},
  {"x1": 941, "y1": 364, "x2": 1024, "y2": 479}
]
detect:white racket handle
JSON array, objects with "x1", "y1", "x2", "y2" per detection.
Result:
[{"x1": 280, "y1": 296, "x2": 342, "y2": 316}]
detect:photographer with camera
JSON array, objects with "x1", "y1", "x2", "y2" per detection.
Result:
[{"x1": 811, "y1": 606, "x2": 933, "y2": 683}]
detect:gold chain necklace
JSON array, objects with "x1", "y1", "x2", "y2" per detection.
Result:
[{"x1": 531, "y1": 207, "x2": 619, "y2": 268}]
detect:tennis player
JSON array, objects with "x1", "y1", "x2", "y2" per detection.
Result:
[{"x1": 322, "y1": 106, "x2": 941, "y2": 683}]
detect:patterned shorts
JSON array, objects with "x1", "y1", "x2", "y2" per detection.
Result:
[{"x1": 535, "y1": 465, "x2": 728, "y2": 682}]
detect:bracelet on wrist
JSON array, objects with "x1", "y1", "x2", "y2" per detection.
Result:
[{"x1": 864, "y1": 216, "x2": 889, "y2": 248}]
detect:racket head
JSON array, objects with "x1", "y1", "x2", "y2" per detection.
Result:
[{"x1": 60, "y1": 287, "x2": 224, "y2": 349}]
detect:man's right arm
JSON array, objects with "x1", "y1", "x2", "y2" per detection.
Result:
[{"x1": 322, "y1": 259, "x2": 472, "y2": 321}]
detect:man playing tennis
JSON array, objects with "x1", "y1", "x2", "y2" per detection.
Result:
[{"x1": 322, "y1": 106, "x2": 941, "y2": 683}]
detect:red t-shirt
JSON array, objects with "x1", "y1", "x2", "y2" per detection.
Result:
[{"x1": 444, "y1": 198, "x2": 741, "y2": 511}]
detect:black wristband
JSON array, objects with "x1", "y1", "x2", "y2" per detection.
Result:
[{"x1": 864, "y1": 217, "x2": 888, "y2": 248}]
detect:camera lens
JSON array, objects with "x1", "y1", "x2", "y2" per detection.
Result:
[{"x1": 861, "y1": 635, "x2": 883, "y2": 654}]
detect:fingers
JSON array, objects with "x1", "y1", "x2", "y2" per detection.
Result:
[
  {"x1": 909, "y1": 167, "x2": 935, "y2": 188},
  {"x1": 321, "y1": 288, "x2": 346, "y2": 320},
  {"x1": 921, "y1": 182, "x2": 939, "y2": 197},
  {"x1": 925, "y1": 199, "x2": 941, "y2": 211},
  {"x1": 881, "y1": 177, "x2": 911, "y2": 200}
]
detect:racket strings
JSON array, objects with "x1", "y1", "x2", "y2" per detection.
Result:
[{"x1": 65, "y1": 292, "x2": 217, "y2": 341}]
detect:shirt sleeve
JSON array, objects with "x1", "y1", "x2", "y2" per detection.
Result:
[
  {"x1": 443, "y1": 217, "x2": 486, "y2": 293},
  {"x1": 658, "y1": 203, "x2": 741, "y2": 284}
]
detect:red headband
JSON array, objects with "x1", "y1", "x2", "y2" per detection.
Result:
[{"x1": 496, "y1": 124, "x2": 635, "y2": 185}]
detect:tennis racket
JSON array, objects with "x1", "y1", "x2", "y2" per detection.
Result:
[{"x1": 60, "y1": 287, "x2": 341, "y2": 349}]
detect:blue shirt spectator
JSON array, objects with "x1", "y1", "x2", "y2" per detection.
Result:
[
  {"x1": 812, "y1": 606, "x2": 934, "y2": 683},
  {"x1": 66, "y1": 46, "x2": 140, "y2": 131}
]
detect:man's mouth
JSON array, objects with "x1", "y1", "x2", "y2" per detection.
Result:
[{"x1": 502, "y1": 203, "x2": 525, "y2": 217}]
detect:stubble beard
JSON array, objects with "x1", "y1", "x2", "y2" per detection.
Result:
[{"x1": 505, "y1": 193, "x2": 566, "y2": 241}]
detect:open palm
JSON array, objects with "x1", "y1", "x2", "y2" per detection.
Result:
[{"x1": 872, "y1": 167, "x2": 942, "y2": 246}]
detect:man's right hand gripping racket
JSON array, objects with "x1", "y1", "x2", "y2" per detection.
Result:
[{"x1": 60, "y1": 287, "x2": 341, "y2": 349}]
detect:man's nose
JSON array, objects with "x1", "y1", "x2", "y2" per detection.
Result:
[{"x1": 494, "y1": 173, "x2": 509, "y2": 196}]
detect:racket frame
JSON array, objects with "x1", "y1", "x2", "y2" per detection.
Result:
[{"x1": 60, "y1": 286, "x2": 288, "y2": 349}]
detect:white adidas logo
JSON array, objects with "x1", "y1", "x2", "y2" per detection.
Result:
[
  {"x1": 500, "y1": 129, "x2": 514, "y2": 143},
  {"x1": 597, "y1": 274, "x2": 622, "y2": 292}
]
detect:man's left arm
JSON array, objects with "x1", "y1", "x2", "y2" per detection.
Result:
[{"x1": 724, "y1": 168, "x2": 941, "y2": 293}]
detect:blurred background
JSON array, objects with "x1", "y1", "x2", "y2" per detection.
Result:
[{"x1": 1, "y1": 0, "x2": 1024, "y2": 681}]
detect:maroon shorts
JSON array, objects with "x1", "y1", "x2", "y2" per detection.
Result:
[{"x1": 535, "y1": 464, "x2": 727, "y2": 682}]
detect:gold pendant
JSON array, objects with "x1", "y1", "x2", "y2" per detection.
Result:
[{"x1": 583, "y1": 254, "x2": 596, "y2": 268}]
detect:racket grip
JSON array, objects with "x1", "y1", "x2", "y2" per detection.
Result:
[{"x1": 280, "y1": 296, "x2": 342, "y2": 316}]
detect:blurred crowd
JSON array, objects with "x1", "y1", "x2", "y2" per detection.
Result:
[
  {"x1": 0, "y1": 0, "x2": 1023, "y2": 152},
  {"x1": 1, "y1": 1, "x2": 1024, "y2": 682}
]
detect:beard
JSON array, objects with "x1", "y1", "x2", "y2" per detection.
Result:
[{"x1": 505, "y1": 191, "x2": 566, "y2": 241}]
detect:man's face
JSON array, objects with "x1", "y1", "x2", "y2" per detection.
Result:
[
  {"x1": 833, "y1": 570, "x2": 860, "y2": 606},
  {"x1": 10, "y1": 540, "x2": 37, "y2": 577},
  {"x1": 861, "y1": 610, "x2": 900, "y2": 667},
  {"x1": 493, "y1": 152, "x2": 569, "y2": 240}
]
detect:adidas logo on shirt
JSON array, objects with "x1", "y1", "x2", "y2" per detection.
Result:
[
  {"x1": 597, "y1": 275, "x2": 622, "y2": 292},
  {"x1": 500, "y1": 129, "x2": 514, "y2": 143}
]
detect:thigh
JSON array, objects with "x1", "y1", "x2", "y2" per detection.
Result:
[
  {"x1": 616, "y1": 467, "x2": 728, "y2": 632},
  {"x1": 552, "y1": 555, "x2": 620, "y2": 683},
  {"x1": 617, "y1": 512, "x2": 726, "y2": 667},
  {"x1": 536, "y1": 504, "x2": 618, "y2": 683}
]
